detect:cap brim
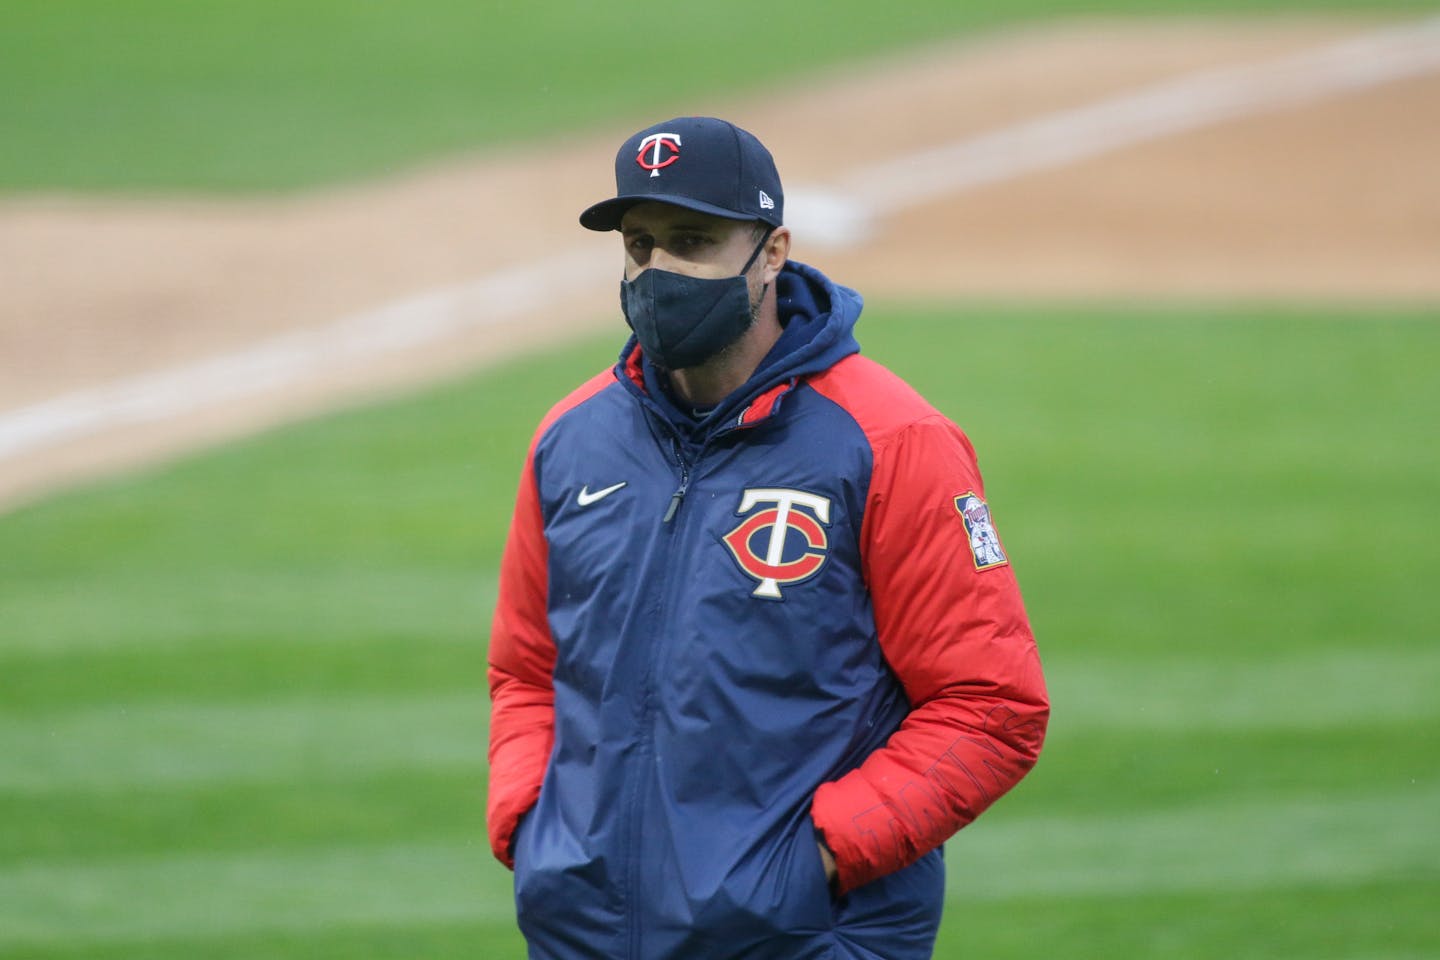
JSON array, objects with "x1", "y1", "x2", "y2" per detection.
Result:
[{"x1": 579, "y1": 194, "x2": 759, "y2": 232}]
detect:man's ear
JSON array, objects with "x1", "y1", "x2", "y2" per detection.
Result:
[{"x1": 763, "y1": 227, "x2": 792, "y2": 284}]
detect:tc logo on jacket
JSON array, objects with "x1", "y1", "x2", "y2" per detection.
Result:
[{"x1": 722, "y1": 487, "x2": 832, "y2": 599}]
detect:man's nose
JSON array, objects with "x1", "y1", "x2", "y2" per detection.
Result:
[{"x1": 645, "y1": 246, "x2": 696, "y2": 276}]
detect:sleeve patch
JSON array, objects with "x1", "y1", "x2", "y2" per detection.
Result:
[{"x1": 954, "y1": 492, "x2": 1009, "y2": 571}]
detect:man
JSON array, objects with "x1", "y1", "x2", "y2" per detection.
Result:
[{"x1": 487, "y1": 116, "x2": 1048, "y2": 959}]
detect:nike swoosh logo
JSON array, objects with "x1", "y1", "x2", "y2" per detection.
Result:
[{"x1": 577, "y1": 481, "x2": 627, "y2": 506}]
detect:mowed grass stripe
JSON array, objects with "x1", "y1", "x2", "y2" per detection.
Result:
[
  {"x1": 4, "y1": 644, "x2": 1433, "y2": 793},
  {"x1": 1011, "y1": 721, "x2": 1436, "y2": 817},
  {"x1": 0, "y1": 771, "x2": 483, "y2": 862},
  {"x1": 1, "y1": 785, "x2": 1432, "y2": 950},
  {"x1": 0, "y1": 840, "x2": 514, "y2": 949},
  {"x1": 0, "y1": 572, "x2": 497, "y2": 655},
  {"x1": 943, "y1": 781, "x2": 1440, "y2": 902},
  {"x1": 1, "y1": 630, "x2": 488, "y2": 712},
  {"x1": 1, "y1": 918, "x2": 528, "y2": 960},
  {"x1": 0, "y1": 693, "x2": 485, "y2": 792},
  {"x1": 937, "y1": 881, "x2": 1440, "y2": 960},
  {"x1": 1048, "y1": 644, "x2": 1440, "y2": 731}
]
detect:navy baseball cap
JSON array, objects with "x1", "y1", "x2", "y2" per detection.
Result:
[{"x1": 580, "y1": 116, "x2": 784, "y2": 231}]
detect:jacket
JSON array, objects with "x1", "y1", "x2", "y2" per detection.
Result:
[{"x1": 487, "y1": 261, "x2": 1048, "y2": 959}]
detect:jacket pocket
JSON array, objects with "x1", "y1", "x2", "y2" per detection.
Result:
[
  {"x1": 513, "y1": 807, "x2": 595, "y2": 922},
  {"x1": 832, "y1": 845, "x2": 945, "y2": 956},
  {"x1": 512, "y1": 806, "x2": 626, "y2": 954},
  {"x1": 755, "y1": 813, "x2": 837, "y2": 936},
  {"x1": 676, "y1": 813, "x2": 836, "y2": 955}
]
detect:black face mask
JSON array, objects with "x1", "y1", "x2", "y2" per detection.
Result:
[{"x1": 619, "y1": 231, "x2": 771, "y2": 371}]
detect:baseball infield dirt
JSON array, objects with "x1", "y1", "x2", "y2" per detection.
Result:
[{"x1": 1, "y1": 16, "x2": 1436, "y2": 511}]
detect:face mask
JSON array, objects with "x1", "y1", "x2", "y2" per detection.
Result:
[{"x1": 619, "y1": 231, "x2": 771, "y2": 371}]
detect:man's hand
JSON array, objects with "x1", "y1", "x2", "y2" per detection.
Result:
[{"x1": 818, "y1": 840, "x2": 837, "y2": 886}]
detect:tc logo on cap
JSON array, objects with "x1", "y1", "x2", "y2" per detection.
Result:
[{"x1": 636, "y1": 132, "x2": 682, "y2": 178}]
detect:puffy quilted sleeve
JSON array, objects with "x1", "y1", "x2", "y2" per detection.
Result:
[
  {"x1": 811, "y1": 415, "x2": 1049, "y2": 893},
  {"x1": 486, "y1": 445, "x2": 556, "y2": 868}
]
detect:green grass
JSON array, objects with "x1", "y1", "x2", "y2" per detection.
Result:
[
  {"x1": 3, "y1": 0, "x2": 1437, "y2": 192},
  {"x1": 1, "y1": 303, "x2": 1437, "y2": 957}
]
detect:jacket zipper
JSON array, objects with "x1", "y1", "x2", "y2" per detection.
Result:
[{"x1": 626, "y1": 427, "x2": 704, "y2": 957}]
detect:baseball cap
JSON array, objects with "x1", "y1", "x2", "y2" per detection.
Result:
[{"x1": 579, "y1": 116, "x2": 784, "y2": 231}]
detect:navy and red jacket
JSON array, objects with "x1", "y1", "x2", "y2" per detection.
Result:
[{"x1": 487, "y1": 261, "x2": 1048, "y2": 959}]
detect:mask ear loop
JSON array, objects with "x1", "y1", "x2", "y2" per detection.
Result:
[
  {"x1": 741, "y1": 226, "x2": 777, "y2": 310},
  {"x1": 740, "y1": 226, "x2": 776, "y2": 275}
]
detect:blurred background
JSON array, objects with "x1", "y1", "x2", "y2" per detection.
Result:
[{"x1": 1, "y1": 1, "x2": 1437, "y2": 957}]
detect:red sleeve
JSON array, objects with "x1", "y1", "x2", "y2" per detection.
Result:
[
  {"x1": 486, "y1": 370, "x2": 613, "y2": 868},
  {"x1": 810, "y1": 414, "x2": 1049, "y2": 893}
]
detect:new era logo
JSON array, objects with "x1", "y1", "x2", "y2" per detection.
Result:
[{"x1": 758, "y1": 190, "x2": 775, "y2": 210}]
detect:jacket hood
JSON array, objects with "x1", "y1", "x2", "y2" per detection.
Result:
[{"x1": 615, "y1": 260, "x2": 863, "y2": 434}]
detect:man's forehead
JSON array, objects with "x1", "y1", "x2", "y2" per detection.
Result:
[{"x1": 620, "y1": 202, "x2": 744, "y2": 233}]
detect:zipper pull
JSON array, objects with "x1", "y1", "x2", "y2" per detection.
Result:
[
  {"x1": 664, "y1": 437, "x2": 690, "y2": 523},
  {"x1": 663, "y1": 483, "x2": 687, "y2": 523}
]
